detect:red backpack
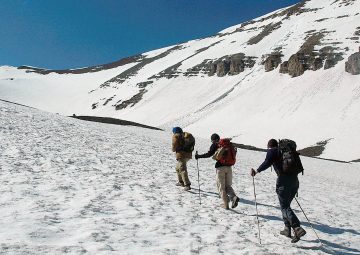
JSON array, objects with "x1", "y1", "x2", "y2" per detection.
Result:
[{"x1": 217, "y1": 139, "x2": 237, "y2": 166}]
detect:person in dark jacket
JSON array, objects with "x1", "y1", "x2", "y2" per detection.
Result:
[
  {"x1": 250, "y1": 139, "x2": 306, "y2": 243},
  {"x1": 195, "y1": 133, "x2": 240, "y2": 210}
]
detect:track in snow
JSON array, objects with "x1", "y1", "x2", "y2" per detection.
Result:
[{"x1": 0, "y1": 101, "x2": 359, "y2": 255}]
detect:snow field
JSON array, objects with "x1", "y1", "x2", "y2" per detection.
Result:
[{"x1": 1, "y1": 101, "x2": 359, "y2": 254}]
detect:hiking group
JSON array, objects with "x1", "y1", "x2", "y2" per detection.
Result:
[{"x1": 171, "y1": 127, "x2": 307, "y2": 243}]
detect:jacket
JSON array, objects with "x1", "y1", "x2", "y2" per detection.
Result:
[
  {"x1": 172, "y1": 133, "x2": 192, "y2": 160},
  {"x1": 257, "y1": 147, "x2": 299, "y2": 186},
  {"x1": 257, "y1": 147, "x2": 282, "y2": 175},
  {"x1": 197, "y1": 142, "x2": 227, "y2": 168}
]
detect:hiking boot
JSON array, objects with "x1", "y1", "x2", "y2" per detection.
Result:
[
  {"x1": 280, "y1": 227, "x2": 292, "y2": 238},
  {"x1": 231, "y1": 196, "x2": 240, "y2": 209},
  {"x1": 176, "y1": 182, "x2": 185, "y2": 187},
  {"x1": 184, "y1": 185, "x2": 191, "y2": 191},
  {"x1": 220, "y1": 203, "x2": 229, "y2": 210},
  {"x1": 291, "y1": 227, "x2": 306, "y2": 243}
]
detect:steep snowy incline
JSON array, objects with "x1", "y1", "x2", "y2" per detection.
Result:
[
  {"x1": 1, "y1": 0, "x2": 360, "y2": 161},
  {"x1": 1, "y1": 100, "x2": 359, "y2": 254}
]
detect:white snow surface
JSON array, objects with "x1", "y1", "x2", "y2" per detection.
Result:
[
  {"x1": 1, "y1": 100, "x2": 360, "y2": 255},
  {"x1": 1, "y1": 0, "x2": 360, "y2": 161}
]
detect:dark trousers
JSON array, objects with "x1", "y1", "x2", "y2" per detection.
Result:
[{"x1": 276, "y1": 175, "x2": 300, "y2": 229}]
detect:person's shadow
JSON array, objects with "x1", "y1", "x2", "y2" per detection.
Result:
[{"x1": 242, "y1": 198, "x2": 360, "y2": 255}]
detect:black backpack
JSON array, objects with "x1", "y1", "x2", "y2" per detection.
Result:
[{"x1": 278, "y1": 139, "x2": 304, "y2": 175}]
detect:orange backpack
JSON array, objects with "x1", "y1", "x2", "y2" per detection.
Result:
[{"x1": 216, "y1": 139, "x2": 237, "y2": 166}]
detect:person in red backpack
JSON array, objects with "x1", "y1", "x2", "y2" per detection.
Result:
[{"x1": 195, "y1": 133, "x2": 240, "y2": 210}]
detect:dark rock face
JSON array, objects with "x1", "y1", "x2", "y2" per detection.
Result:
[
  {"x1": 280, "y1": 32, "x2": 324, "y2": 76},
  {"x1": 103, "y1": 95, "x2": 115, "y2": 106},
  {"x1": 280, "y1": 0, "x2": 317, "y2": 19},
  {"x1": 280, "y1": 54, "x2": 306, "y2": 77},
  {"x1": 309, "y1": 57, "x2": 323, "y2": 71},
  {"x1": 345, "y1": 52, "x2": 360, "y2": 75},
  {"x1": 150, "y1": 41, "x2": 222, "y2": 79},
  {"x1": 280, "y1": 50, "x2": 343, "y2": 77},
  {"x1": 247, "y1": 22, "x2": 282, "y2": 45},
  {"x1": 208, "y1": 63, "x2": 217, "y2": 76},
  {"x1": 183, "y1": 60, "x2": 211, "y2": 77},
  {"x1": 115, "y1": 89, "x2": 147, "y2": 110},
  {"x1": 136, "y1": 81, "x2": 154, "y2": 88},
  {"x1": 355, "y1": 27, "x2": 360, "y2": 36},
  {"x1": 287, "y1": 54, "x2": 306, "y2": 77},
  {"x1": 150, "y1": 62, "x2": 182, "y2": 79},
  {"x1": 331, "y1": 0, "x2": 356, "y2": 7},
  {"x1": 279, "y1": 32, "x2": 344, "y2": 77},
  {"x1": 324, "y1": 59, "x2": 335, "y2": 69},
  {"x1": 229, "y1": 58, "x2": 245, "y2": 75},
  {"x1": 315, "y1": 18, "x2": 329, "y2": 22},
  {"x1": 208, "y1": 53, "x2": 256, "y2": 77},
  {"x1": 349, "y1": 27, "x2": 360, "y2": 43},
  {"x1": 263, "y1": 53, "x2": 282, "y2": 72},
  {"x1": 223, "y1": 0, "x2": 319, "y2": 37},
  {"x1": 279, "y1": 61, "x2": 289, "y2": 74},
  {"x1": 216, "y1": 61, "x2": 231, "y2": 77},
  {"x1": 91, "y1": 103, "x2": 98, "y2": 110},
  {"x1": 280, "y1": 53, "x2": 319, "y2": 77},
  {"x1": 100, "y1": 46, "x2": 182, "y2": 88}
]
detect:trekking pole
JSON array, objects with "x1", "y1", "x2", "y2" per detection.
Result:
[
  {"x1": 252, "y1": 176, "x2": 261, "y2": 244},
  {"x1": 294, "y1": 198, "x2": 323, "y2": 246},
  {"x1": 196, "y1": 151, "x2": 201, "y2": 205}
]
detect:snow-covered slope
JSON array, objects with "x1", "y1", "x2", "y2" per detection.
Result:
[
  {"x1": 1, "y1": 100, "x2": 360, "y2": 254},
  {"x1": 1, "y1": 0, "x2": 360, "y2": 161}
]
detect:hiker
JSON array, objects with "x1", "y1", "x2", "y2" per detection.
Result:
[
  {"x1": 250, "y1": 138, "x2": 306, "y2": 243},
  {"x1": 195, "y1": 133, "x2": 240, "y2": 210},
  {"x1": 172, "y1": 127, "x2": 193, "y2": 191}
]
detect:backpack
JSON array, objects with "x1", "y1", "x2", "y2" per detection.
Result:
[
  {"x1": 213, "y1": 138, "x2": 237, "y2": 166},
  {"x1": 278, "y1": 139, "x2": 304, "y2": 175},
  {"x1": 182, "y1": 132, "x2": 195, "y2": 153}
]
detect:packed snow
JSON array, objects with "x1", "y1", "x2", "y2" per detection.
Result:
[{"x1": 1, "y1": 100, "x2": 359, "y2": 254}]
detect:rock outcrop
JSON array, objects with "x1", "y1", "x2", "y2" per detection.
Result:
[
  {"x1": 287, "y1": 54, "x2": 306, "y2": 77},
  {"x1": 208, "y1": 53, "x2": 256, "y2": 77},
  {"x1": 263, "y1": 53, "x2": 282, "y2": 72},
  {"x1": 279, "y1": 61, "x2": 289, "y2": 74},
  {"x1": 279, "y1": 49, "x2": 343, "y2": 77},
  {"x1": 216, "y1": 61, "x2": 231, "y2": 77},
  {"x1": 345, "y1": 49, "x2": 360, "y2": 75},
  {"x1": 279, "y1": 32, "x2": 344, "y2": 77},
  {"x1": 115, "y1": 89, "x2": 147, "y2": 110},
  {"x1": 247, "y1": 22, "x2": 282, "y2": 45},
  {"x1": 229, "y1": 56, "x2": 245, "y2": 75}
]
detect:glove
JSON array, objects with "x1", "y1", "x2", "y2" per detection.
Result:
[
  {"x1": 250, "y1": 168, "x2": 257, "y2": 177},
  {"x1": 195, "y1": 154, "x2": 199, "y2": 160}
]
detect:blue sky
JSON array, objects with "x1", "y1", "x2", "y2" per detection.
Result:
[{"x1": 0, "y1": 0, "x2": 300, "y2": 69}]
